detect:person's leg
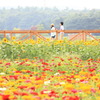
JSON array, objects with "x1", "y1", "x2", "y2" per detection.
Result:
[
  {"x1": 60, "y1": 33, "x2": 64, "y2": 40},
  {"x1": 53, "y1": 36, "x2": 56, "y2": 40},
  {"x1": 51, "y1": 36, "x2": 54, "y2": 40},
  {"x1": 52, "y1": 36, "x2": 55, "y2": 40},
  {"x1": 50, "y1": 36, "x2": 52, "y2": 40}
]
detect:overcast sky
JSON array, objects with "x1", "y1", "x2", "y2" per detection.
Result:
[{"x1": 0, "y1": 0, "x2": 100, "y2": 10}]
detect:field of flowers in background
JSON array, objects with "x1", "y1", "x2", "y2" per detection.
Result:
[
  {"x1": 0, "y1": 37, "x2": 100, "y2": 60},
  {"x1": 0, "y1": 37, "x2": 100, "y2": 100}
]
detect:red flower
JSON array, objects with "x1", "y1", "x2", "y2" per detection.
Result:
[
  {"x1": 88, "y1": 63, "x2": 91, "y2": 65},
  {"x1": 29, "y1": 87, "x2": 35, "y2": 90},
  {"x1": 0, "y1": 62, "x2": 2, "y2": 64},
  {"x1": 55, "y1": 57, "x2": 59, "y2": 58},
  {"x1": 30, "y1": 92, "x2": 38, "y2": 95},
  {"x1": 60, "y1": 58, "x2": 64, "y2": 61},
  {"x1": 87, "y1": 59, "x2": 94, "y2": 61},
  {"x1": 62, "y1": 96, "x2": 70, "y2": 100},
  {"x1": 9, "y1": 75, "x2": 18, "y2": 80},
  {"x1": 58, "y1": 62, "x2": 61, "y2": 66},
  {"x1": 48, "y1": 90, "x2": 59, "y2": 97},
  {"x1": 39, "y1": 59, "x2": 44, "y2": 62},
  {"x1": 35, "y1": 77, "x2": 41, "y2": 80},
  {"x1": 5, "y1": 63, "x2": 11, "y2": 66},
  {"x1": 13, "y1": 91, "x2": 19, "y2": 95},
  {"x1": 25, "y1": 79, "x2": 31, "y2": 83},
  {"x1": 62, "y1": 96, "x2": 80, "y2": 100},
  {"x1": 18, "y1": 86, "x2": 28, "y2": 89},
  {"x1": 69, "y1": 75, "x2": 74, "y2": 78},
  {"x1": 13, "y1": 91, "x2": 28, "y2": 96},
  {"x1": 68, "y1": 58, "x2": 72, "y2": 60},
  {"x1": 71, "y1": 89, "x2": 77, "y2": 93},
  {"x1": 62, "y1": 91, "x2": 68, "y2": 94},
  {"x1": 43, "y1": 68, "x2": 50, "y2": 71},
  {"x1": 42, "y1": 62, "x2": 49, "y2": 65},
  {"x1": 59, "y1": 71, "x2": 66, "y2": 74},
  {"x1": 21, "y1": 93, "x2": 28, "y2": 96},
  {"x1": 0, "y1": 94, "x2": 10, "y2": 100},
  {"x1": 19, "y1": 62, "x2": 25, "y2": 65},
  {"x1": 25, "y1": 64, "x2": 30, "y2": 66},
  {"x1": 67, "y1": 79, "x2": 72, "y2": 83},
  {"x1": 40, "y1": 90, "x2": 48, "y2": 94},
  {"x1": 88, "y1": 68, "x2": 95, "y2": 72},
  {"x1": 69, "y1": 96, "x2": 80, "y2": 100},
  {"x1": 26, "y1": 70, "x2": 31, "y2": 73},
  {"x1": 91, "y1": 88, "x2": 96, "y2": 93},
  {"x1": 15, "y1": 71, "x2": 21, "y2": 73},
  {"x1": 80, "y1": 79, "x2": 84, "y2": 82},
  {"x1": 58, "y1": 70, "x2": 66, "y2": 74}
]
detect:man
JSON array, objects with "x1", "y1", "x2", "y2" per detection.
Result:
[{"x1": 60, "y1": 22, "x2": 64, "y2": 40}]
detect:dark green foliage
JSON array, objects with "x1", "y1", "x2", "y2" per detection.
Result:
[{"x1": 0, "y1": 7, "x2": 100, "y2": 30}]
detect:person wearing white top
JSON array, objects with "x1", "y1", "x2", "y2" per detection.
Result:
[
  {"x1": 50, "y1": 24, "x2": 56, "y2": 40},
  {"x1": 60, "y1": 22, "x2": 64, "y2": 40}
]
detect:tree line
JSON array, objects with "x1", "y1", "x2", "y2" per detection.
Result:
[{"x1": 0, "y1": 7, "x2": 100, "y2": 30}]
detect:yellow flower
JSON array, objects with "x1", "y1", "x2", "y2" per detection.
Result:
[
  {"x1": 0, "y1": 78, "x2": 5, "y2": 82},
  {"x1": 33, "y1": 64, "x2": 37, "y2": 66},
  {"x1": 37, "y1": 38, "x2": 41, "y2": 41},
  {"x1": 2, "y1": 38, "x2": 8, "y2": 43},
  {"x1": 21, "y1": 70, "x2": 27, "y2": 72},
  {"x1": 9, "y1": 95, "x2": 15, "y2": 100},
  {"x1": 6, "y1": 82, "x2": 15, "y2": 86},
  {"x1": 73, "y1": 63, "x2": 78, "y2": 66},
  {"x1": 80, "y1": 65, "x2": 85, "y2": 67},
  {"x1": 79, "y1": 71, "x2": 87, "y2": 75},
  {"x1": 39, "y1": 94, "x2": 49, "y2": 99},
  {"x1": 96, "y1": 97, "x2": 100, "y2": 100},
  {"x1": 74, "y1": 75, "x2": 81, "y2": 78},
  {"x1": 0, "y1": 42, "x2": 2, "y2": 44},
  {"x1": 0, "y1": 83, "x2": 5, "y2": 87},
  {"x1": 17, "y1": 41, "x2": 22, "y2": 45},
  {"x1": 4, "y1": 90, "x2": 11, "y2": 95},
  {"x1": 54, "y1": 42, "x2": 58, "y2": 45},
  {"x1": 46, "y1": 38, "x2": 50, "y2": 42},
  {"x1": 63, "y1": 83, "x2": 74, "y2": 90},
  {"x1": 22, "y1": 95, "x2": 35, "y2": 100},
  {"x1": 79, "y1": 47, "x2": 83, "y2": 49},
  {"x1": 11, "y1": 36, "x2": 16, "y2": 40},
  {"x1": 37, "y1": 40, "x2": 41, "y2": 44},
  {"x1": 30, "y1": 39, "x2": 35, "y2": 44},
  {"x1": 0, "y1": 96, "x2": 2, "y2": 100},
  {"x1": 79, "y1": 84, "x2": 91, "y2": 94},
  {"x1": 57, "y1": 40, "x2": 63, "y2": 44},
  {"x1": 96, "y1": 82, "x2": 100, "y2": 88},
  {"x1": 16, "y1": 79, "x2": 25, "y2": 83}
]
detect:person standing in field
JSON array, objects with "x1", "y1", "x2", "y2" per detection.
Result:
[
  {"x1": 50, "y1": 24, "x2": 56, "y2": 40},
  {"x1": 59, "y1": 22, "x2": 64, "y2": 40}
]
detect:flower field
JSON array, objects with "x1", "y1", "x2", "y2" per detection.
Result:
[
  {"x1": 0, "y1": 38, "x2": 100, "y2": 100},
  {"x1": 0, "y1": 38, "x2": 100, "y2": 60}
]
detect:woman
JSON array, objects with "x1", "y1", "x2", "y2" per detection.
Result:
[{"x1": 50, "y1": 24, "x2": 56, "y2": 40}]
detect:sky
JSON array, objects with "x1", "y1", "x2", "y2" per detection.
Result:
[{"x1": 0, "y1": 0, "x2": 100, "y2": 10}]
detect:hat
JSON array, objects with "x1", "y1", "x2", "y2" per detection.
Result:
[{"x1": 51, "y1": 23, "x2": 54, "y2": 26}]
